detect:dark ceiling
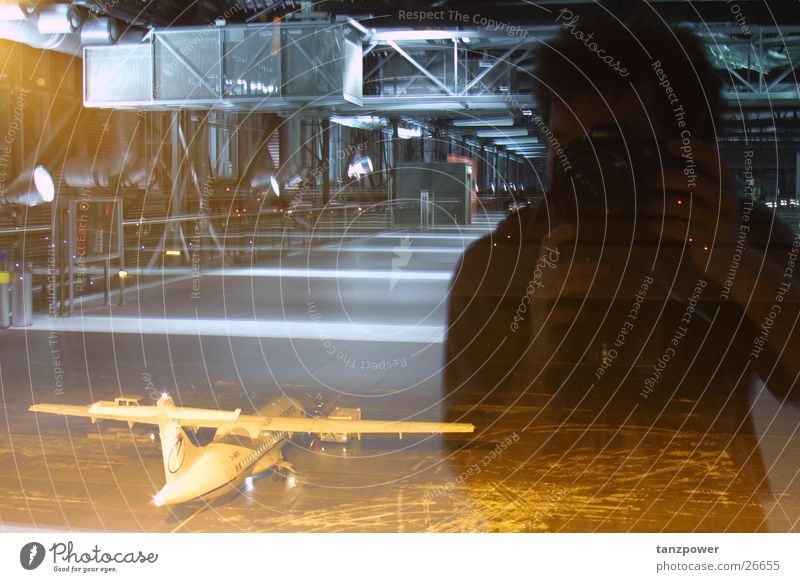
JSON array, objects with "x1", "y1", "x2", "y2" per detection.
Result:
[{"x1": 70, "y1": 0, "x2": 800, "y2": 28}]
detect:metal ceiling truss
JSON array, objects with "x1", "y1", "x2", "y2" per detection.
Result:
[
  {"x1": 700, "y1": 25, "x2": 800, "y2": 106},
  {"x1": 78, "y1": 16, "x2": 799, "y2": 155}
]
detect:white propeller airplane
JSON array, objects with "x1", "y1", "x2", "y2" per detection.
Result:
[{"x1": 29, "y1": 394, "x2": 474, "y2": 506}]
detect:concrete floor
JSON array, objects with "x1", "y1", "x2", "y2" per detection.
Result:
[{"x1": 2, "y1": 219, "x2": 799, "y2": 532}]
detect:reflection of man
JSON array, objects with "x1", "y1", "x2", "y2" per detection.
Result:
[{"x1": 444, "y1": 12, "x2": 799, "y2": 531}]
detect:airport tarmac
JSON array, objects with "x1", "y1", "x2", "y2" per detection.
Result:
[{"x1": 2, "y1": 219, "x2": 799, "y2": 532}]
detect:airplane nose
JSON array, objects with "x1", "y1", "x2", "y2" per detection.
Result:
[
  {"x1": 150, "y1": 469, "x2": 222, "y2": 506},
  {"x1": 151, "y1": 481, "x2": 188, "y2": 506}
]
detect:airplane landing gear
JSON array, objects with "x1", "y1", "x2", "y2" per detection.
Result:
[{"x1": 275, "y1": 460, "x2": 298, "y2": 488}]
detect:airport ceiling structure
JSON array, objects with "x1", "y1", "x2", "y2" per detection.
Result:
[{"x1": 2, "y1": 0, "x2": 799, "y2": 166}]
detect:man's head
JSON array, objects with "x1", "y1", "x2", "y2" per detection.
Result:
[{"x1": 531, "y1": 9, "x2": 722, "y2": 170}]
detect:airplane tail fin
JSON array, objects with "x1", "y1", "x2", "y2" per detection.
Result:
[{"x1": 157, "y1": 397, "x2": 204, "y2": 483}]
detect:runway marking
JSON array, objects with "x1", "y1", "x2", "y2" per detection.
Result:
[
  {"x1": 397, "y1": 490, "x2": 404, "y2": 533},
  {"x1": 204, "y1": 267, "x2": 452, "y2": 281},
  {"x1": 314, "y1": 246, "x2": 465, "y2": 254},
  {"x1": 423, "y1": 496, "x2": 432, "y2": 529},
  {"x1": 170, "y1": 506, "x2": 205, "y2": 533},
  {"x1": 374, "y1": 233, "x2": 483, "y2": 240},
  {"x1": 14, "y1": 316, "x2": 447, "y2": 343}
]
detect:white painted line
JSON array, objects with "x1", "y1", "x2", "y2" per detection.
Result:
[
  {"x1": 206, "y1": 268, "x2": 453, "y2": 281},
  {"x1": 15, "y1": 315, "x2": 446, "y2": 344},
  {"x1": 373, "y1": 233, "x2": 483, "y2": 240},
  {"x1": 314, "y1": 246, "x2": 466, "y2": 254}
]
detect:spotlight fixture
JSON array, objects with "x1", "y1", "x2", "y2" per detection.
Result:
[{"x1": 0, "y1": 166, "x2": 55, "y2": 208}]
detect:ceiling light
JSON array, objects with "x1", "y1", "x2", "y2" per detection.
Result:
[
  {"x1": 477, "y1": 129, "x2": 529, "y2": 138},
  {"x1": 398, "y1": 126, "x2": 422, "y2": 139},
  {"x1": 452, "y1": 117, "x2": 515, "y2": 128},
  {"x1": 493, "y1": 137, "x2": 540, "y2": 146},
  {"x1": 372, "y1": 30, "x2": 459, "y2": 41},
  {"x1": 330, "y1": 115, "x2": 385, "y2": 129}
]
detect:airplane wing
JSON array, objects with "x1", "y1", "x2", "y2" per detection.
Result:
[
  {"x1": 233, "y1": 415, "x2": 474, "y2": 437},
  {"x1": 29, "y1": 401, "x2": 240, "y2": 427},
  {"x1": 29, "y1": 400, "x2": 473, "y2": 436},
  {"x1": 28, "y1": 403, "x2": 97, "y2": 419}
]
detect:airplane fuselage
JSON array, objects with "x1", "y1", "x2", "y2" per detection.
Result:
[{"x1": 152, "y1": 396, "x2": 303, "y2": 506}]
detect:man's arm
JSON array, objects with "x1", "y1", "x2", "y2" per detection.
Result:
[
  {"x1": 714, "y1": 227, "x2": 800, "y2": 404},
  {"x1": 647, "y1": 141, "x2": 800, "y2": 404}
]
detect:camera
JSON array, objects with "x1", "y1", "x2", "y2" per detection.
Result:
[{"x1": 548, "y1": 124, "x2": 682, "y2": 224}]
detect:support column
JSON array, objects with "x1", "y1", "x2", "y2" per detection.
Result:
[
  {"x1": 148, "y1": 111, "x2": 187, "y2": 269},
  {"x1": 389, "y1": 119, "x2": 401, "y2": 225},
  {"x1": 505, "y1": 151, "x2": 510, "y2": 191},
  {"x1": 795, "y1": 150, "x2": 800, "y2": 202},
  {"x1": 321, "y1": 118, "x2": 330, "y2": 205},
  {"x1": 391, "y1": 118, "x2": 401, "y2": 200},
  {"x1": 171, "y1": 111, "x2": 189, "y2": 262}
]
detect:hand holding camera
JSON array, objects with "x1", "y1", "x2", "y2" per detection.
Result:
[{"x1": 643, "y1": 139, "x2": 741, "y2": 284}]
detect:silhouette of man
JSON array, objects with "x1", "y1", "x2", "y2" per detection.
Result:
[{"x1": 444, "y1": 10, "x2": 800, "y2": 532}]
